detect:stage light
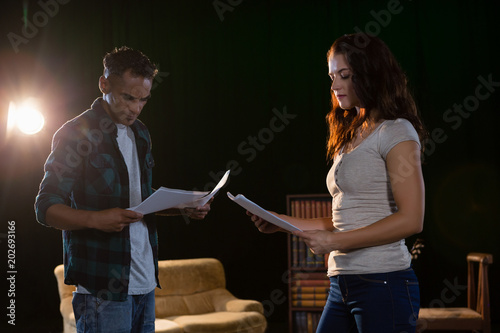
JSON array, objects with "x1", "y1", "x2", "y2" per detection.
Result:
[
  {"x1": 17, "y1": 106, "x2": 45, "y2": 135},
  {"x1": 7, "y1": 99, "x2": 45, "y2": 135}
]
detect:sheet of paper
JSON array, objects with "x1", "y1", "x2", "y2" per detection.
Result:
[
  {"x1": 194, "y1": 169, "x2": 230, "y2": 207},
  {"x1": 129, "y1": 170, "x2": 230, "y2": 215},
  {"x1": 227, "y1": 192, "x2": 302, "y2": 232}
]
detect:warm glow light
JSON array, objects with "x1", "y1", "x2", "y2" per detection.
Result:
[
  {"x1": 7, "y1": 100, "x2": 45, "y2": 135},
  {"x1": 7, "y1": 102, "x2": 17, "y2": 132},
  {"x1": 17, "y1": 107, "x2": 45, "y2": 135}
]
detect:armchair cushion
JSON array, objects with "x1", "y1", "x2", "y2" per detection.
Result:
[
  {"x1": 167, "y1": 311, "x2": 266, "y2": 333},
  {"x1": 155, "y1": 258, "x2": 267, "y2": 333},
  {"x1": 156, "y1": 288, "x2": 264, "y2": 317}
]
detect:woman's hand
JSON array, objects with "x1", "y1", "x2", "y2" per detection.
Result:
[
  {"x1": 293, "y1": 230, "x2": 340, "y2": 254},
  {"x1": 246, "y1": 211, "x2": 284, "y2": 233}
]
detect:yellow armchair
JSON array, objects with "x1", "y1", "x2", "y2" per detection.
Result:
[
  {"x1": 54, "y1": 265, "x2": 76, "y2": 333},
  {"x1": 54, "y1": 265, "x2": 183, "y2": 333},
  {"x1": 155, "y1": 258, "x2": 267, "y2": 333},
  {"x1": 54, "y1": 258, "x2": 267, "y2": 333}
]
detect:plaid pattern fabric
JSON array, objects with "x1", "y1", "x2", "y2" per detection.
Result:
[{"x1": 35, "y1": 98, "x2": 159, "y2": 301}]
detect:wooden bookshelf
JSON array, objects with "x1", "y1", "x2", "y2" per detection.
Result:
[{"x1": 286, "y1": 194, "x2": 331, "y2": 333}]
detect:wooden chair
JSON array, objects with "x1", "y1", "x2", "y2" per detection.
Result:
[{"x1": 417, "y1": 252, "x2": 493, "y2": 332}]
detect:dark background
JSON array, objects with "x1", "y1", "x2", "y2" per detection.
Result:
[{"x1": 1, "y1": 0, "x2": 499, "y2": 332}]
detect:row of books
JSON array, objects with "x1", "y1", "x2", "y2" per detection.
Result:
[
  {"x1": 288, "y1": 195, "x2": 331, "y2": 333},
  {"x1": 293, "y1": 311, "x2": 322, "y2": 333},
  {"x1": 291, "y1": 272, "x2": 329, "y2": 308},
  {"x1": 289, "y1": 198, "x2": 332, "y2": 268},
  {"x1": 289, "y1": 198, "x2": 332, "y2": 219},
  {"x1": 291, "y1": 235, "x2": 327, "y2": 267}
]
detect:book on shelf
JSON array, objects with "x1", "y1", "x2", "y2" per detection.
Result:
[
  {"x1": 292, "y1": 279, "x2": 330, "y2": 287},
  {"x1": 291, "y1": 235, "x2": 325, "y2": 267},
  {"x1": 287, "y1": 194, "x2": 331, "y2": 333},
  {"x1": 293, "y1": 312, "x2": 322, "y2": 333},
  {"x1": 291, "y1": 299, "x2": 327, "y2": 307},
  {"x1": 290, "y1": 199, "x2": 331, "y2": 219},
  {"x1": 288, "y1": 196, "x2": 332, "y2": 269},
  {"x1": 291, "y1": 277, "x2": 329, "y2": 301},
  {"x1": 292, "y1": 272, "x2": 329, "y2": 280},
  {"x1": 291, "y1": 293, "x2": 328, "y2": 300},
  {"x1": 291, "y1": 286, "x2": 330, "y2": 294}
]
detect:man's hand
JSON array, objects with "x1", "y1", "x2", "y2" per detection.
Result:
[
  {"x1": 183, "y1": 198, "x2": 213, "y2": 220},
  {"x1": 155, "y1": 198, "x2": 213, "y2": 219},
  {"x1": 89, "y1": 208, "x2": 143, "y2": 233},
  {"x1": 45, "y1": 204, "x2": 143, "y2": 232}
]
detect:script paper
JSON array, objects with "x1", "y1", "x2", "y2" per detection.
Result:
[
  {"x1": 227, "y1": 192, "x2": 302, "y2": 232},
  {"x1": 129, "y1": 170, "x2": 230, "y2": 215}
]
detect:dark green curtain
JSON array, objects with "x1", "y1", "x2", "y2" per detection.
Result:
[{"x1": 1, "y1": 0, "x2": 499, "y2": 331}]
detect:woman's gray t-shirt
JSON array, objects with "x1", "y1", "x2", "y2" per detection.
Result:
[{"x1": 326, "y1": 118, "x2": 420, "y2": 276}]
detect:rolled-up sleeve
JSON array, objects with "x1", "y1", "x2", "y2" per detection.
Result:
[{"x1": 35, "y1": 125, "x2": 82, "y2": 226}]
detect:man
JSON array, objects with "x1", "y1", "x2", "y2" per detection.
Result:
[{"x1": 35, "y1": 46, "x2": 210, "y2": 332}]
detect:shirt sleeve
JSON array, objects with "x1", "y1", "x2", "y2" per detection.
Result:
[
  {"x1": 34, "y1": 124, "x2": 84, "y2": 226},
  {"x1": 379, "y1": 118, "x2": 421, "y2": 159}
]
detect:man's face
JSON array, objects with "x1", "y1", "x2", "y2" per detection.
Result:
[{"x1": 99, "y1": 69, "x2": 152, "y2": 126}]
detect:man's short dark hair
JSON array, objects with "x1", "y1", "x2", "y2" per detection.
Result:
[{"x1": 103, "y1": 46, "x2": 158, "y2": 79}]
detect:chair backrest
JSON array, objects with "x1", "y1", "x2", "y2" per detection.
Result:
[
  {"x1": 155, "y1": 258, "x2": 226, "y2": 296},
  {"x1": 466, "y1": 253, "x2": 493, "y2": 322},
  {"x1": 154, "y1": 258, "x2": 230, "y2": 318},
  {"x1": 53, "y1": 259, "x2": 227, "y2": 299}
]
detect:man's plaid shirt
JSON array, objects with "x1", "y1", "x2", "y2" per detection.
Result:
[{"x1": 35, "y1": 98, "x2": 159, "y2": 301}]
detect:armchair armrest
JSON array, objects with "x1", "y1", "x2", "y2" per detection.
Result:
[
  {"x1": 226, "y1": 299, "x2": 264, "y2": 313},
  {"x1": 60, "y1": 296, "x2": 75, "y2": 322},
  {"x1": 210, "y1": 288, "x2": 264, "y2": 314}
]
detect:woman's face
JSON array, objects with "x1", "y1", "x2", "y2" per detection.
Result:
[{"x1": 328, "y1": 53, "x2": 360, "y2": 110}]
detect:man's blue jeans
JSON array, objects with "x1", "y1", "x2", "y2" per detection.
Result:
[
  {"x1": 316, "y1": 267, "x2": 420, "y2": 333},
  {"x1": 72, "y1": 290, "x2": 155, "y2": 333}
]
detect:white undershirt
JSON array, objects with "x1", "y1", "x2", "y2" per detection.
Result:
[{"x1": 116, "y1": 124, "x2": 156, "y2": 295}]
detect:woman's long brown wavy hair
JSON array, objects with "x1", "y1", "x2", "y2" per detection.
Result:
[{"x1": 326, "y1": 33, "x2": 427, "y2": 160}]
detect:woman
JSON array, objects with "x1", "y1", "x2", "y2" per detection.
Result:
[{"x1": 249, "y1": 33, "x2": 426, "y2": 332}]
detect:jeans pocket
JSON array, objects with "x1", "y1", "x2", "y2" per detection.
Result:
[
  {"x1": 405, "y1": 279, "x2": 420, "y2": 323},
  {"x1": 72, "y1": 293, "x2": 87, "y2": 332}
]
